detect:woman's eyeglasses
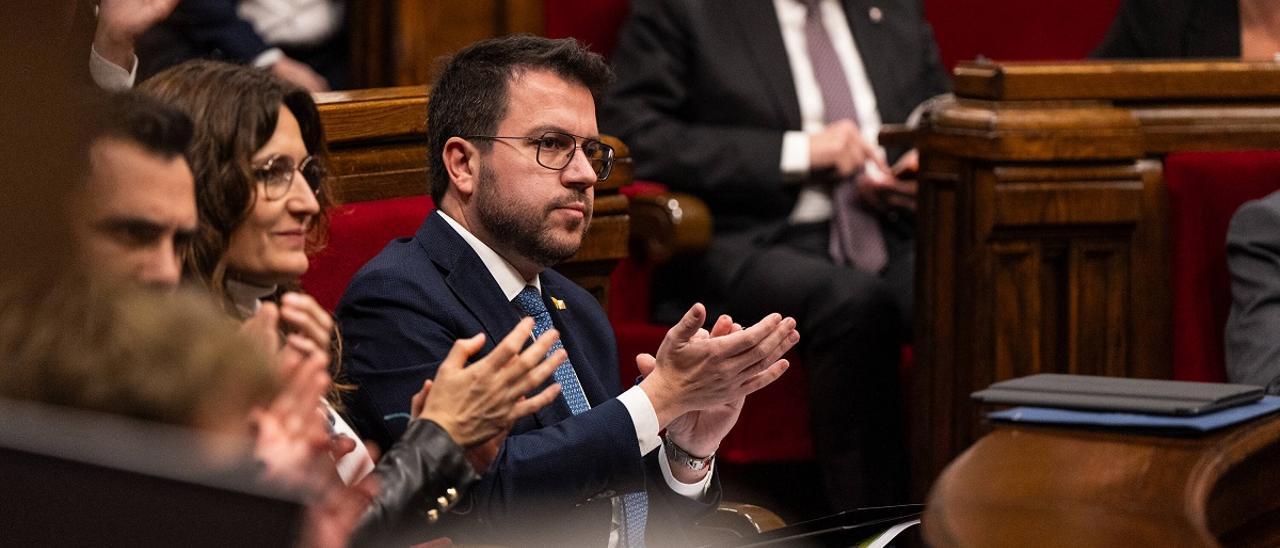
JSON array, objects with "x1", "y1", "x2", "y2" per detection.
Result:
[{"x1": 253, "y1": 154, "x2": 326, "y2": 200}]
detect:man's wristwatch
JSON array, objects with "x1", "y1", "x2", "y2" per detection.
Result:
[{"x1": 663, "y1": 432, "x2": 715, "y2": 471}]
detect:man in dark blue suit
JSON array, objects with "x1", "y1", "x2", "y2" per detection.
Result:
[{"x1": 337, "y1": 36, "x2": 800, "y2": 546}]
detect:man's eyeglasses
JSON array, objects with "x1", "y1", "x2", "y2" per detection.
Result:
[
  {"x1": 253, "y1": 154, "x2": 326, "y2": 200},
  {"x1": 463, "y1": 131, "x2": 615, "y2": 181}
]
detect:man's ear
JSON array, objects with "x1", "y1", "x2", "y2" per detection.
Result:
[{"x1": 442, "y1": 137, "x2": 480, "y2": 198}]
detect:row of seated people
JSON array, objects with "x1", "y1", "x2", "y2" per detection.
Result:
[
  {"x1": 4, "y1": 34, "x2": 806, "y2": 546},
  {"x1": 12, "y1": 0, "x2": 1280, "y2": 544},
  {"x1": 72, "y1": 0, "x2": 1280, "y2": 520}
]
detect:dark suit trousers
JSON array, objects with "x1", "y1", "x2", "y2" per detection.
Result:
[{"x1": 697, "y1": 217, "x2": 912, "y2": 510}]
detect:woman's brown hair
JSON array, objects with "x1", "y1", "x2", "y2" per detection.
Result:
[
  {"x1": 138, "y1": 60, "x2": 335, "y2": 305},
  {"x1": 138, "y1": 61, "x2": 351, "y2": 401}
]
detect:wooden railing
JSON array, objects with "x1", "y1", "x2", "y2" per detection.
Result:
[{"x1": 910, "y1": 60, "x2": 1280, "y2": 497}]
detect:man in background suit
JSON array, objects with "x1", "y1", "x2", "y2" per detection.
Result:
[
  {"x1": 601, "y1": 0, "x2": 949, "y2": 509},
  {"x1": 337, "y1": 35, "x2": 799, "y2": 546},
  {"x1": 136, "y1": 0, "x2": 345, "y2": 90},
  {"x1": 1226, "y1": 190, "x2": 1280, "y2": 389}
]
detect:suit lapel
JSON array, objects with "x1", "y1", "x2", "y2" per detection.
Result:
[
  {"x1": 730, "y1": 0, "x2": 802, "y2": 130},
  {"x1": 842, "y1": 0, "x2": 898, "y2": 119},
  {"x1": 417, "y1": 213, "x2": 574, "y2": 423},
  {"x1": 419, "y1": 213, "x2": 521, "y2": 344}
]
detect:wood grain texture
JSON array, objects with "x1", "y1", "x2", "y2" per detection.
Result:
[
  {"x1": 926, "y1": 415, "x2": 1280, "y2": 547},
  {"x1": 907, "y1": 60, "x2": 1280, "y2": 501}
]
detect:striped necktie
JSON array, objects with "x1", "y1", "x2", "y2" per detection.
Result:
[{"x1": 803, "y1": 0, "x2": 889, "y2": 273}]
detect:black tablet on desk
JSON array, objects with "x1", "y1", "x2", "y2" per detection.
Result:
[{"x1": 971, "y1": 373, "x2": 1264, "y2": 416}]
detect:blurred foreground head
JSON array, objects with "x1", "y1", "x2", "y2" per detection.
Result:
[{"x1": 0, "y1": 279, "x2": 278, "y2": 439}]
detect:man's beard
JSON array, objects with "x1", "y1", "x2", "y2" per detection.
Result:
[{"x1": 475, "y1": 164, "x2": 592, "y2": 268}]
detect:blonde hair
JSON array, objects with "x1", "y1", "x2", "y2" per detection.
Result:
[{"x1": 0, "y1": 276, "x2": 278, "y2": 430}]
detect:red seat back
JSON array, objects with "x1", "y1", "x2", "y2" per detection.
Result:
[
  {"x1": 303, "y1": 196, "x2": 435, "y2": 311},
  {"x1": 1165, "y1": 151, "x2": 1280, "y2": 382}
]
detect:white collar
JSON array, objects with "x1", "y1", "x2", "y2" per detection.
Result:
[
  {"x1": 436, "y1": 210, "x2": 541, "y2": 301},
  {"x1": 225, "y1": 278, "x2": 278, "y2": 320}
]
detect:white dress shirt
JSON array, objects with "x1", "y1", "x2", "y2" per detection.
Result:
[
  {"x1": 437, "y1": 210, "x2": 711, "y2": 545},
  {"x1": 89, "y1": 45, "x2": 137, "y2": 91},
  {"x1": 774, "y1": 0, "x2": 885, "y2": 223}
]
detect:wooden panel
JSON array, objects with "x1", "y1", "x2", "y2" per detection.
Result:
[
  {"x1": 383, "y1": 0, "x2": 547, "y2": 87},
  {"x1": 909, "y1": 153, "x2": 962, "y2": 497},
  {"x1": 922, "y1": 101, "x2": 1143, "y2": 161},
  {"x1": 991, "y1": 242, "x2": 1042, "y2": 382},
  {"x1": 954, "y1": 59, "x2": 1280, "y2": 101},
  {"x1": 314, "y1": 86, "x2": 428, "y2": 143},
  {"x1": 1069, "y1": 241, "x2": 1128, "y2": 376},
  {"x1": 1133, "y1": 104, "x2": 1280, "y2": 153}
]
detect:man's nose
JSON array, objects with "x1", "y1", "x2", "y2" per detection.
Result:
[
  {"x1": 561, "y1": 148, "x2": 598, "y2": 188},
  {"x1": 139, "y1": 245, "x2": 182, "y2": 290}
]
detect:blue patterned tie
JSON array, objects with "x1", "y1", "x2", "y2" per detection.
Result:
[{"x1": 512, "y1": 286, "x2": 648, "y2": 547}]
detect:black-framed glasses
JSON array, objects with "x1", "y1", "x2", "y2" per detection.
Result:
[
  {"x1": 252, "y1": 154, "x2": 326, "y2": 200},
  {"x1": 463, "y1": 131, "x2": 615, "y2": 181}
]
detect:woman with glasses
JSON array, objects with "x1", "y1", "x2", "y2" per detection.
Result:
[{"x1": 138, "y1": 60, "x2": 561, "y2": 545}]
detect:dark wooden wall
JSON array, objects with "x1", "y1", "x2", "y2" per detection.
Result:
[
  {"x1": 349, "y1": 1, "x2": 545, "y2": 88},
  {"x1": 910, "y1": 60, "x2": 1280, "y2": 498}
]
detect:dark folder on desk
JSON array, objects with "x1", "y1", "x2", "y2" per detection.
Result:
[{"x1": 971, "y1": 373, "x2": 1264, "y2": 416}]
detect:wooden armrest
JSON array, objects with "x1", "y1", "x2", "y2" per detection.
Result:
[
  {"x1": 878, "y1": 123, "x2": 916, "y2": 149},
  {"x1": 627, "y1": 191, "x2": 712, "y2": 264}
]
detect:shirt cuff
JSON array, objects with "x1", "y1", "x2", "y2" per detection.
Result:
[
  {"x1": 780, "y1": 130, "x2": 811, "y2": 182},
  {"x1": 617, "y1": 385, "x2": 661, "y2": 455},
  {"x1": 253, "y1": 47, "x2": 285, "y2": 69},
  {"x1": 658, "y1": 442, "x2": 714, "y2": 500},
  {"x1": 89, "y1": 45, "x2": 136, "y2": 91}
]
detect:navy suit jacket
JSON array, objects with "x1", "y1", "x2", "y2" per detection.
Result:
[{"x1": 336, "y1": 212, "x2": 717, "y2": 546}]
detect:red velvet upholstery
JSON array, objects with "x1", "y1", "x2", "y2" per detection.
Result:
[
  {"x1": 1165, "y1": 151, "x2": 1280, "y2": 382},
  {"x1": 302, "y1": 195, "x2": 435, "y2": 312},
  {"x1": 924, "y1": 0, "x2": 1121, "y2": 69}
]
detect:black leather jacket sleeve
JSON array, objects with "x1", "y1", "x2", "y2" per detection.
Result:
[{"x1": 350, "y1": 419, "x2": 480, "y2": 546}]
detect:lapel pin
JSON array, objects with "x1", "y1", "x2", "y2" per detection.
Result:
[
  {"x1": 551, "y1": 296, "x2": 567, "y2": 310},
  {"x1": 869, "y1": 6, "x2": 883, "y2": 23}
]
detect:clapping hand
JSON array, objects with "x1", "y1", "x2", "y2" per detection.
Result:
[
  {"x1": 639, "y1": 304, "x2": 798, "y2": 428},
  {"x1": 411, "y1": 318, "x2": 564, "y2": 470}
]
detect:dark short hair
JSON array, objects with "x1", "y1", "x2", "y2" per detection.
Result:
[
  {"x1": 426, "y1": 34, "x2": 614, "y2": 203},
  {"x1": 88, "y1": 91, "x2": 194, "y2": 161}
]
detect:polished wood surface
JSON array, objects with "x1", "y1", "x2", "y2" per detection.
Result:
[
  {"x1": 911, "y1": 60, "x2": 1280, "y2": 499},
  {"x1": 312, "y1": 86, "x2": 627, "y2": 307},
  {"x1": 926, "y1": 414, "x2": 1280, "y2": 547},
  {"x1": 348, "y1": 1, "x2": 545, "y2": 87}
]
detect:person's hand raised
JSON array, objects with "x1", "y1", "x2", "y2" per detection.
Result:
[
  {"x1": 415, "y1": 318, "x2": 563, "y2": 451},
  {"x1": 93, "y1": 0, "x2": 179, "y2": 69},
  {"x1": 250, "y1": 334, "x2": 334, "y2": 491},
  {"x1": 639, "y1": 304, "x2": 798, "y2": 428}
]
